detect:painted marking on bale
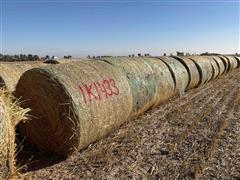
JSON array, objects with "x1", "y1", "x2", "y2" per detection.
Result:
[{"x1": 78, "y1": 78, "x2": 120, "y2": 105}]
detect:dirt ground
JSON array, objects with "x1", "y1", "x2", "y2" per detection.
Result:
[{"x1": 19, "y1": 69, "x2": 240, "y2": 179}]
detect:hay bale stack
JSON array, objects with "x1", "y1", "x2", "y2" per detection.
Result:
[
  {"x1": 210, "y1": 56, "x2": 225, "y2": 76},
  {"x1": 156, "y1": 56, "x2": 189, "y2": 95},
  {"x1": 15, "y1": 61, "x2": 133, "y2": 156},
  {"x1": 188, "y1": 56, "x2": 213, "y2": 85},
  {"x1": 172, "y1": 56, "x2": 200, "y2": 90},
  {"x1": 0, "y1": 90, "x2": 28, "y2": 179},
  {"x1": 142, "y1": 57, "x2": 175, "y2": 107},
  {"x1": 99, "y1": 57, "x2": 157, "y2": 116}
]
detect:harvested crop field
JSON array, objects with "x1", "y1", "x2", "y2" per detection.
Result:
[{"x1": 20, "y1": 69, "x2": 239, "y2": 179}]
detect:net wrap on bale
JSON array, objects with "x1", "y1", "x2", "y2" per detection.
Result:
[
  {"x1": 15, "y1": 61, "x2": 133, "y2": 156},
  {"x1": 99, "y1": 57, "x2": 158, "y2": 116}
]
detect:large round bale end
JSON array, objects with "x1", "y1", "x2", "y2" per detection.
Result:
[
  {"x1": 189, "y1": 56, "x2": 213, "y2": 85},
  {"x1": 0, "y1": 90, "x2": 28, "y2": 179},
  {"x1": 203, "y1": 56, "x2": 220, "y2": 80},
  {"x1": 172, "y1": 56, "x2": 200, "y2": 90},
  {"x1": 15, "y1": 61, "x2": 133, "y2": 156},
  {"x1": 142, "y1": 57, "x2": 175, "y2": 107},
  {"x1": 99, "y1": 57, "x2": 157, "y2": 116},
  {"x1": 156, "y1": 56, "x2": 189, "y2": 95}
]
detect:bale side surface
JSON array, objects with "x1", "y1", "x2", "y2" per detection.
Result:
[
  {"x1": 156, "y1": 56, "x2": 189, "y2": 95},
  {"x1": 99, "y1": 57, "x2": 157, "y2": 116},
  {"x1": 189, "y1": 56, "x2": 213, "y2": 85},
  {"x1": 203, "y1": 56, "x2": 220, "y2": 79},
  {"x1": 172, "y1": 56, "x2": 200, "y2": 90},
  {"x1": 15, "y1": 61, "x2": 133, "y2": 156},
  {"x1": 234, "y1": 56, "x2": 240, "y2": 68}
]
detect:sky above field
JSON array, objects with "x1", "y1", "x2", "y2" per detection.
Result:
[{"x1": 0, "y1": 0, "x2": 239, "y2": 57}]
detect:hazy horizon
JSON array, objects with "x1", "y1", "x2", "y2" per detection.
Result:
[{"x1": 1, "y1": 0, "x2": 239, "y2": 57}]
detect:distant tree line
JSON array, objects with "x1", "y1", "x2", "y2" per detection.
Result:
[{"x1": 0, "y1": 54, "x2": 41, "y2": 62}]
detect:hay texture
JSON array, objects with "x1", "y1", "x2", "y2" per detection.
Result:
[
  {"x1": 234, "y1": 56, "x2": 240, "y2": 68},
  {"x1": 189, "y1": 56, "x2": 213, "y2": 86},
  {"x1": 0, "y1": 60, "x2": 81, "y2": 92},
  {"x1": 0, "y1": 90, "x2": 28, "y2": 179},
  {"x1": 99, "y1": 57, "x2": 157, "y2": 116},
  {"x1": 172, "y1": 56, "x2": 200, "y2": 90},
  {"x1": 203, "y1": 56, "x2": 220, "y2": 80},
  {"x1": 156, "y1": 56, "x2": 189, "y2": 95},
  {"x1": 15, "y1": 61, "x2": 133, "y2": 156}
]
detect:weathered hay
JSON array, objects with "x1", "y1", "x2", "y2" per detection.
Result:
[
  {"x1": 188, "y1": 56, "x2": 213, "y2": 86},
  {"x1": 99, "y1": 57, "x2": 157, "y2": 116},
  {"x1": 172, "y1": 56, "x2": 200, "y2": 90},
  {"x1": 224, "y1": 56, "x2": 238, "y2": 70},
  {"x1": 0, "y1": 60, "x2": 82, "y2": 92},
  {"x1": 156, "y1": 56, "x2": 189, "y2": 95},
  {"x1": 218, "y1": 55, "x2": 230, "y2": 73},
  {"x1": 141, "y1": 57, "x2": 175, "y2": 107},
  {"x1": 210, "y1": 56, "x2": 225, "y2": 76},
  {"x1": 15, "y1": 61, "x2": 133, "y2": 156},
  {"x1": 0, "y1": 90, "x2": 28, "y2": 179}
]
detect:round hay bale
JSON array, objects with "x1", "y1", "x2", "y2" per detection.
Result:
[
  {"x1": 99, "y1": 57, "x2": 157, "y2": 116},
  {"x1": 203, "y1": 56, "x2": 220, "y2": 80},
  {"x1": 225, "y1": 56, "x2": 238, "y2": 70},
  {"x1": 210, "y1": 56, "x2": 225, "y2": 76},
  {"x1": 0, "y1": 90, "x2": 28, "y2": 179},
  {"x1": 0, "y1": 60, "x2": 83, "y2": 92},
  {"x1": 156, "y1": 56, "x2": 189, "y2": 95},
  {"x1": 15, "y1": 61, "x2": 133, "y2": 156},
  {"x1": 142, "y1": 57, "x2": 175, "y2": 107},
  {"x1": 218, "y1": 55, "x2": 230, "y2": 73},
  {"x1": 172, "y1": 56, "x2": 200, "y2": 90},
  {"x1": 188, "y1": 56, "x2": 213, "y2": 85}
]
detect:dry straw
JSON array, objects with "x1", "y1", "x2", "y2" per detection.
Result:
[
  {"x1": 172, "y1": 56, "x2": 200, "y2": 90},
  {"x1": 99, "y1": 57, "x2": 162, "y2": 116},
  {"x1": 15, "y1": 60, "x2": 133, "y2": 156},
  {"x1": 188, "y1": 56, "x2": 213, "y2": 86},
  {"x1": 0, "y1": 89, "x2": 28, "y2": 179},
  {"x1": 156, "y1": 56, "x2": 189, "y2": 95}
]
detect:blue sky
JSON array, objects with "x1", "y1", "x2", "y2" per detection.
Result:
[{"x1": 1, "y1": 0, "x2": 239, "y2": 57}]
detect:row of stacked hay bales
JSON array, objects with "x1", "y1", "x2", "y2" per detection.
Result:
[
  {"x1": 0, "y1": 55, "x2": 238, "y2": 179},
  {"x1": 12, "y1": 55, "x2": 239, "y2": 159},
  {"x1": 0, "y1": 90, "x2": 28, "y2": 179}
]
